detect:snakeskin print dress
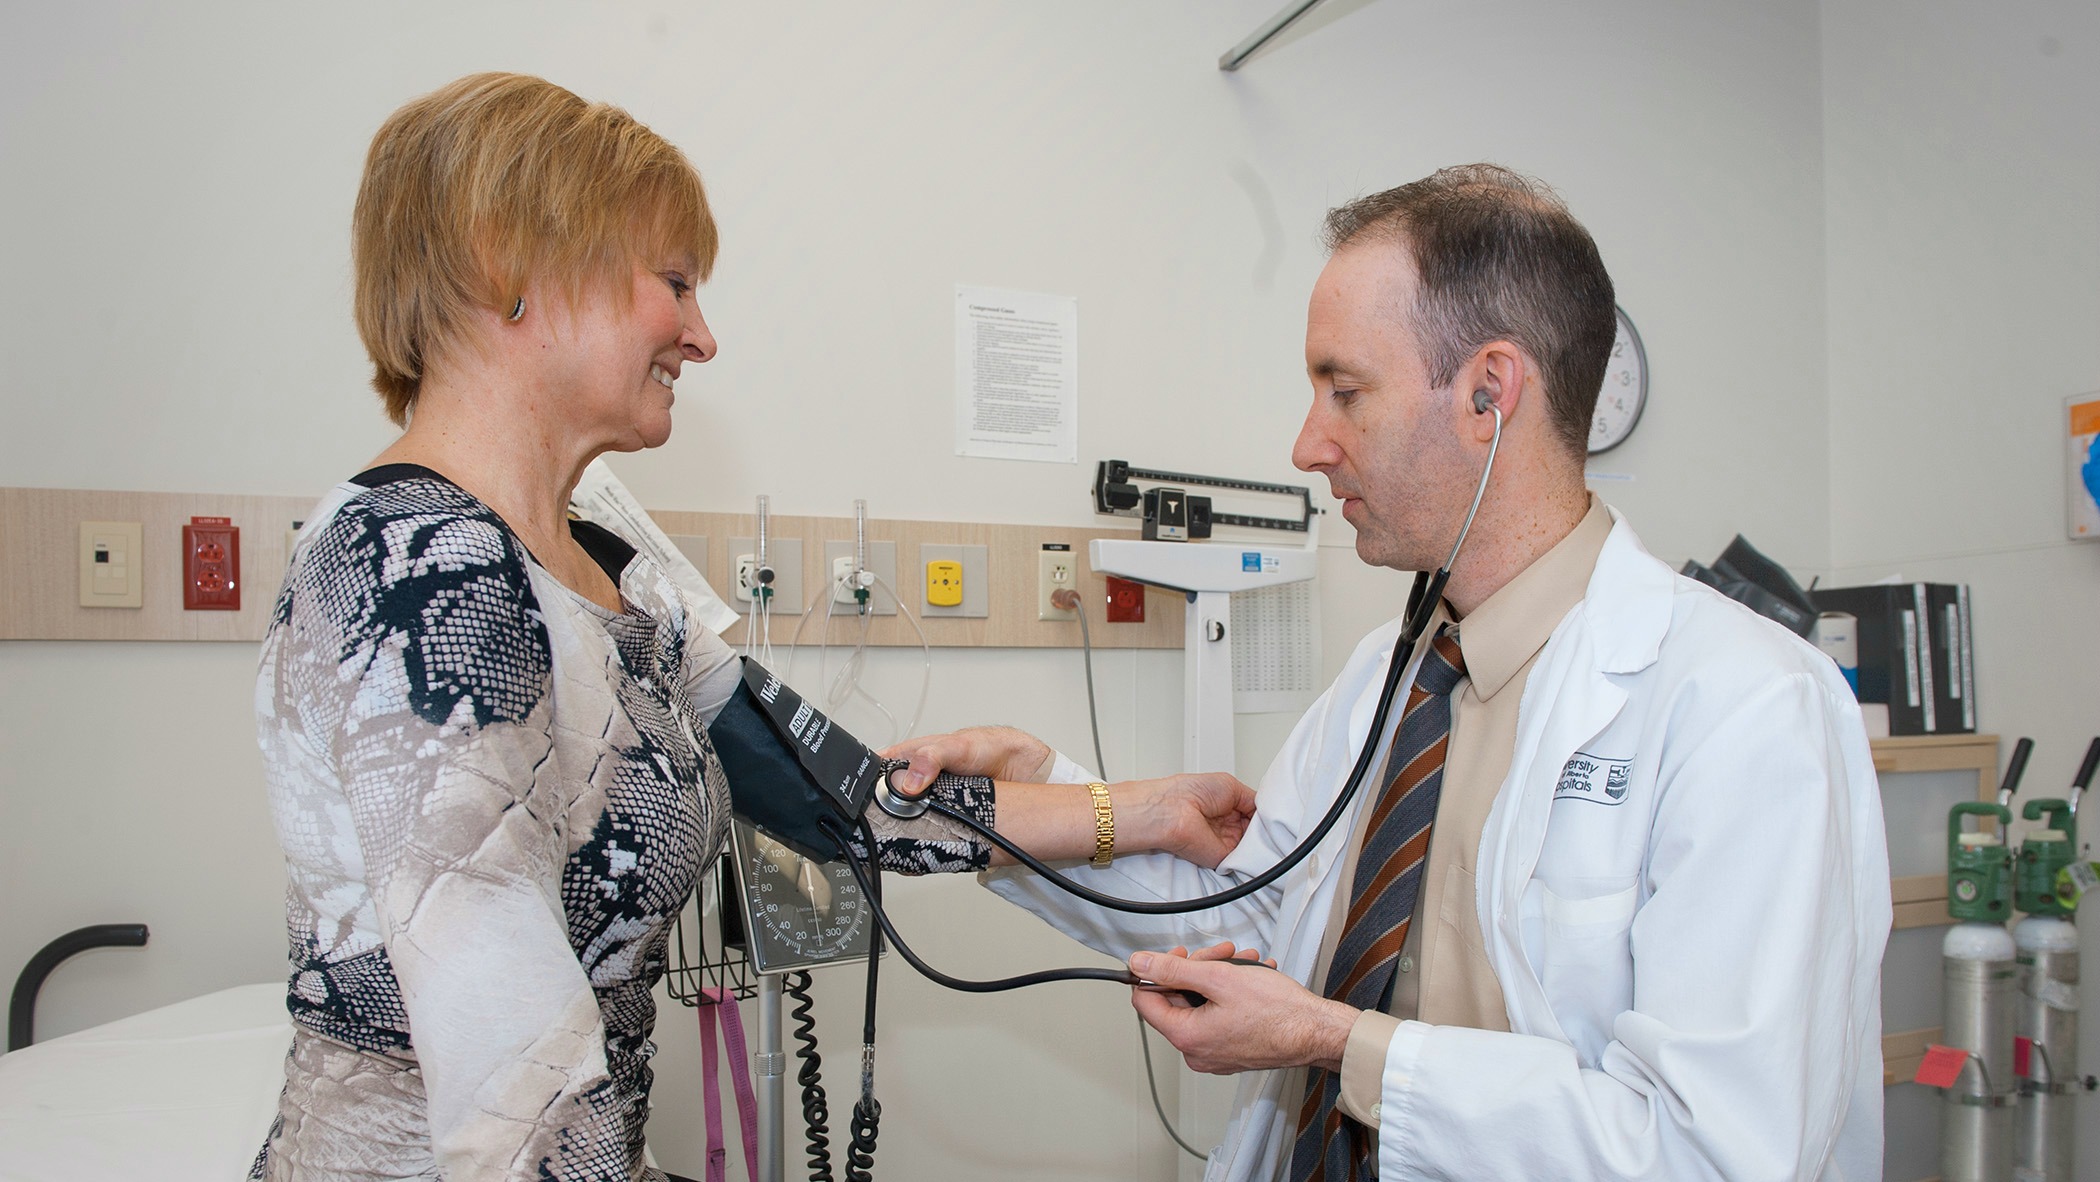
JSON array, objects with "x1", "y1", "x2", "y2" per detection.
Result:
[{"x1": 251, "y1": 467, "x2": 993, "y2": 1181}]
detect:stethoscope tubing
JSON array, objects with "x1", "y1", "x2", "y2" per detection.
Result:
[{"x1": 852, "y1": 402, "x2": 1501, "y2": 987}]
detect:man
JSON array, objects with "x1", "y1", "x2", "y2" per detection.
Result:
[{"x1": 889, "y1": 164, "x2": 1889, "y2": 1180}]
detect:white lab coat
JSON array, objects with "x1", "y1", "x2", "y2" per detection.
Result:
[{"x1": 986, "y1": 511, "x2": 1890, "y2": 1181}]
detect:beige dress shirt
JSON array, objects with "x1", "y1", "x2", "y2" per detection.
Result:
[{"x1": 1320, "y1": 496, "x2": 1613, "y2": 1130}]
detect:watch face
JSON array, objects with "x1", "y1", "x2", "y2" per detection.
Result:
[
  {"x1": 1588, "y1": 306, "x2": 1647, "y2": 455},
  {"x1": 729, "y1": 819, "x2": 875, "y2": 974}
]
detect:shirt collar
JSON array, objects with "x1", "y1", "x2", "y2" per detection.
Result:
[{"x1": 1449, "y1": 495, "x2": 1613, "y2": 701}]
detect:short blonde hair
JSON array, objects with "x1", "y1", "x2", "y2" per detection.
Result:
[{"x1": 352, "y1": 72, "x2": 718, "y2": 425}]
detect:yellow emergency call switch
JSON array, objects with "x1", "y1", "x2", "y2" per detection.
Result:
[{"x1": 925, "y1": 559, "x2": 964, "y2": 607}]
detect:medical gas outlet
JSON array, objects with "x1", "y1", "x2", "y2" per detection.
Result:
[
  {"x1": 727, "y1": 536, "x2": 802, "y2": 615},
  {"x1": 822, "y1": 540, "x2": 897, "y2": 615},
  {"x1": 925, "y1": 560, "x2": 963, "y2": 607},
  {"x1": 919, "y1": 543, "x2": 987, "y2": 618},
  {"x1": 735, "y1": 555, "x2": 774, "y2": 605}
]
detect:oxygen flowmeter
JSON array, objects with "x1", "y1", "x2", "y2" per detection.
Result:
[{"x1": 1947, "y1": 801, "x2": 2015, "y2": 922}]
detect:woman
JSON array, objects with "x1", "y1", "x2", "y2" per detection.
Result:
[{"x1": 253, "y1": 73, "x2": 1254, "y2": 1181}]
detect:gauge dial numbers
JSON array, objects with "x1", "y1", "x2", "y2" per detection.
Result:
[
  {"x1": 728, "y1": 820, "x2": 876, "y2": 974},
  {"x1": 1588, "y1": 306, "x2": 1648, "y2": 455}
]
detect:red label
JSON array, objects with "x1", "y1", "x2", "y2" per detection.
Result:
[
  {"x1": 1915, "y1": 1044, "x2": 1968, "y2": 1089},
  {"x1": 2014, "y1": 1036, "x2": 2033, "y2": 1077},
  {"x1": 189, "y1": 515, "x2": 233, "y2": 526}
]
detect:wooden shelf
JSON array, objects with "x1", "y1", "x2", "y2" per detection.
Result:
[
  {"x1": 1883, "y1": 1025, "x2": 1942, "y2": 1087},
  {"x1": 1871, "y1": 733, "x2": 2000, "y2": 775}
]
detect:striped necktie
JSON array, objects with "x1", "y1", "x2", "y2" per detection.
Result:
[{"x1": 1289, "y1": 625, "x2": 1467, "y2": 1182}]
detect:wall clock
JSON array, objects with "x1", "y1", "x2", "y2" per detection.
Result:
[{"x1": 1589, "y1": 306, "x2": 1647, "y2": 454}]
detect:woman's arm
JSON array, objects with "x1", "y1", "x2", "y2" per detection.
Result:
[
  {"x1": 883, "y1": 728, "x2": 1257, "y2": 870},
  {"x1": 973, "y1": 775, "x2": 1255, "y2": 869}
]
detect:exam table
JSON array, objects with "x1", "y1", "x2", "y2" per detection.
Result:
[{"x1": 0, "y1": 982, "x2": 289, "y2": 1180}]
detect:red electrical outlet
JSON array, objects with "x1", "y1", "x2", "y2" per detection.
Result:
[
  {"x1": 182, "y1": 516, "x2": 240, "y2": 610},
  {"x1": 1105, "y1": 575, "x2": 1145, "y2": 623}
]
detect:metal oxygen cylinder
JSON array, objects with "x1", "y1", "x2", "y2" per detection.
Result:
[
  {"x1": 1941, "y1": 742, "x2": 2026, "y2": 1182},
  {"x1": 2012, "y1": 916, "x2": 2078, "y2": 1182},
  {"x1": 2011, "y1": 738, "x2": 2100, "y2": 1181},
  {"x1": 1943, "y1": 917, "x2": 2020, "y2": 1182}
]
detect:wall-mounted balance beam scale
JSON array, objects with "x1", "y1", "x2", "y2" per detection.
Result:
[{"x1": 1089, "y1": 460, "x2": 1319, "y2": 775}]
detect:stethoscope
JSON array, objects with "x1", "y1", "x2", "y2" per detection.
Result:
[{"x1": 833, "y1": 390, "x2": 1505, "y2": 998}]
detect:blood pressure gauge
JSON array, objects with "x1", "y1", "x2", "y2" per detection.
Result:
[
  {"x1": 727, "y1": 818, "x2": 876, "y2": 974},
  {"x1": 1588, "y1": 306, "x2": 1648, "y2": 454}
]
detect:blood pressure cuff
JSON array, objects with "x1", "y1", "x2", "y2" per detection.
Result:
[{"x1": 706, "y1": 658, "x2": 884, "y2": 862}]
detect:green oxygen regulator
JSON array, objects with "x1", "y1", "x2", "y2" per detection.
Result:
[
  {"x1": 2017, "y1": 799, "x2": 2077, "y2": 917},
  {"x1": 1948, "y1": 801, "x2": 2016, "y2": 921},
  {"x1": 1945, "y1": 737, "x2": 2032, "y2": 922},
  {"x1": 2030, "y1": 736, "x2": 2099, "y2": 914}
]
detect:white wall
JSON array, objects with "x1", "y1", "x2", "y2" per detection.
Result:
[
  {"x1": 1822, "y1": 1, "x2": 2100, "y2": 1175},
  {"x1": 4, "y1": 1, "x2": 1844, "y2": 1178}
]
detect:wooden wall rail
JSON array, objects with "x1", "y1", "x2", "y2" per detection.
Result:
[{"x1": 1, "y1": 487, "x2": 1190, "y2": 648}]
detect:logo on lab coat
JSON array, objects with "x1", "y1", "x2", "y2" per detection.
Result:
[{"x1": 1554, "y1": 752, "x2": 1633, "y2": 805}]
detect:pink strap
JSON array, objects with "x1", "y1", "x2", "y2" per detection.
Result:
[
  {"x1": 697, "y1": 989, "x2": 760, "y2": 1182},
  {"x1": 698, "y1": 999, "x2": 726, "y2": 1182}
]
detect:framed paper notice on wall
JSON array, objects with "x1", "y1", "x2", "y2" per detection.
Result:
[{"x1": 2070, "y1": 393, "x2": 2100, "y2": 541}]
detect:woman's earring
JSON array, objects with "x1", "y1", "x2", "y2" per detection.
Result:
[{"x1": 507, "y1": 297, "x2": 526, "y2": 323}]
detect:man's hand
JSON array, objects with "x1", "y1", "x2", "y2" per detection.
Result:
[
  {"x1": 881, "y1": 726, "x2": 1054, "y2": 794},
  {"x1": 1131, "y1": 945, "x2": 1356, "y2": 1075},
  {"x1": 1119, "y1": 775, "x2": 1257, "y2": 869}
]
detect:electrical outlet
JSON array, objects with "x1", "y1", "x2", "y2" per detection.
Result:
[
  {"x1": 821, "y1": 540, "x2": 897, "y2": 616},
  {"x1": 78, "y1": 521, "x2": 144, "y2": 608},
  {"x1": 728, "y1": 536, "x2": 803, "y2": 615},
  {"x1": 920, "y1": 543, "x2": 989, "y2": 618},
  {"x1": 182, "y1": 516, "x2": 240, "y2": 611},
  {"x1": 1038, "y1": 544, "x2": 1077, "y2": 621},
  {"x1": 1105, "y1": 575, "x2": 1146, "y2": 623}
]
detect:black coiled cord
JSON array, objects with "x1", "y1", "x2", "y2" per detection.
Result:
[
  {"x1": 846, "y1": 1098, "x2": 879, "y2": 1182},
  {"x1": 784, "y1": 971, "x2": 833, "y2": 1181},
  {"x1": 846, "y1": 816, "x2": 884, "y2": 1182}
]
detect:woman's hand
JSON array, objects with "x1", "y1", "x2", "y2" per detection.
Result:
[
  {"x1": 1117, "y1": 774, "x2": 1258, "y2": 868},
  {"x1": 881, "y1": 726, "x2": 1054, "y2": 795}
]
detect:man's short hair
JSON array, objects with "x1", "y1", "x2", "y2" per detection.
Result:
[
  {"x1": 1322, "y1": 165, "x2": 1615, "y2": 456},
  {"x1": 352, "y1": 72, "x2": 718, "y2": 425}
]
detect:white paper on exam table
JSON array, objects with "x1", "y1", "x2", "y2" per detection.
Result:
[{"x1": 0, "y1": 983, "x2": 289, "y2": 1182}]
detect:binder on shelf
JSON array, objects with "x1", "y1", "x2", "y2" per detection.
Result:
[
  {"x1": 1808, "y1": 583, "x2": 1938, "y2": 736},
  {"x1": 1926, "y1": 583, "x2": 1976, "y2": 734}
]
